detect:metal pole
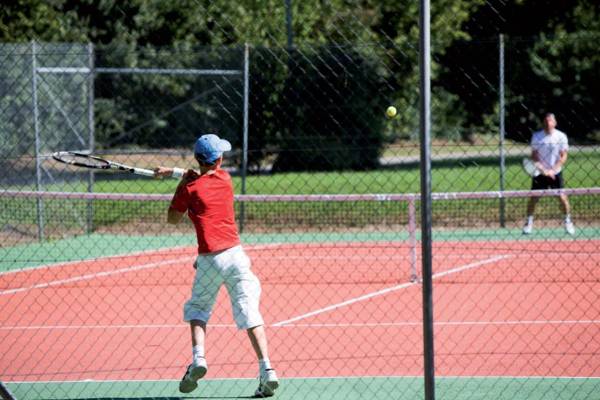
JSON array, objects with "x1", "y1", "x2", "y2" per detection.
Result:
[
  {"x1": 87, "y1": 43, "x2": 96, "y2": 234},
  {"x1": 31, "y1": 40, "x2": 45, "y2": 241},
  {"x1": 419, "y1": 1, "x2": 435, "y2": 399},
  {"x1": 239, "y1": 43, "x2": 250, "y2": 232},
  {"x1": 285, "y1": 0, "x2": 294, "y2": 49},
  {"x1": 499, "y1": 34, "x2": 506, "y2": 228},
  {"x1": 0, "y1": 381, "x2": 16, "y2": 400}
]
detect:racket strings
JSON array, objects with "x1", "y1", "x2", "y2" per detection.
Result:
[
  {"x1": 522, "y1": 158, "x2": 538, "y2": 176},
  {"x1": 57, "y1": 153, "x2": 109, "y2": 168}
]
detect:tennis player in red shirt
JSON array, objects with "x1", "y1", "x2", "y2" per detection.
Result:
[{"x1": 155, "y1": 134, "x2": 279, "y2": 397}]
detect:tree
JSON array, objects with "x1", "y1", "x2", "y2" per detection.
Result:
[
  {"x1": 1, "y1": 0, "x2": 490, "y2": 170},
  {"x1": 272, "y1": 45, "x2": 388, "y2": 171},
  {"x1": 439, "y1": 0, "x2": 600, "y2": 143}
]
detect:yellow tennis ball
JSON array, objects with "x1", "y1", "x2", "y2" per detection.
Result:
[{"x1": 386, "y1": 106, "x2": 397, "y2": 118}]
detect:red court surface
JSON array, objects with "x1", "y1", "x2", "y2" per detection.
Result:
[{"x1": 1, "y1": 240, "x2": 600, "y2": 382}]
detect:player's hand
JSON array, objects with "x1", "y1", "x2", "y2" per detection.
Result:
[
  {"x1": 153, "y1": 166, "x2": 172, "y2": 179},
  {"x1": 183, "y1": 169, "x2": 200, "y2": 181},
  {"x1": 544, "y1": 169, "x2": 556, "y2": 180}
]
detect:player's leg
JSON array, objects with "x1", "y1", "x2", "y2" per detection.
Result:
[
  {"x1": 554, "y1": 173, "x2": 574, "y2": 234},
  {"x1": 525, "y1": 196, "x2": 539, "y2": 217},
  {"x1": 247, "y1": 325, "x2": 279, "y2": 397},
  {"x1": 179, "y1": 320, "x2": 209, "y2": 393},
  {"x1": 223, "y1": 246, "x2": 279, "y2": 397},
  {"x1": 523, "y1": 176, "x2": 543, "y2": 234},
  {"x1": 180, "y1": 257, "x2": 223, "y2": 393},
  {"x1": 190, "y1": 319, "x2": 208, "y2": 367},
  {"x1": 560, "y1": 194, "x2": 574, "y2": 234},
  {"x1": 559, "y1": 193, "x2": 571, "y2": 215},
  {"x1": 523, "y1": 197, "x2": 539, "y2": 234},
  {"x1": 247, "y1": 325, "x2": 269, "y2": 362}
]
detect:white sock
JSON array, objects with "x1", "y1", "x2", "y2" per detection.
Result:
[
  {"x1": 565, "y1": 214, "x2": 572, "y2": 223},
  {"x1": 259, "y1": 358, "x2": 272, "y2": 372},
  {"x1": 192, "y1": 345, "x2": 205, "y2": 366},
  {"x1": 526, "y1": 215, "x2": 534, "y2": 225}
]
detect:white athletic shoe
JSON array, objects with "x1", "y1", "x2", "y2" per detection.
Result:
[
  {"x1": 564, "y1": 220, "x2": 575, "y2": 235},
  {"x1": 179, "y1": 360, "x2": 208, "y2": 393},
  {"x1": 522, "y1": 222, "x2": 533, "y2": 235},
  {"x1": 254, "y1": 369, "x2": 279, "y2": 397}
]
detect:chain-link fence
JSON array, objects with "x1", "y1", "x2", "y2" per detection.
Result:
[{"x1": 1, "y1": 31, "x2": 599, "y2": 400}]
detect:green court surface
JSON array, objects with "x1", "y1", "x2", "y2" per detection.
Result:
[
  {"x1": 1, "y1": 227, "x2": 598, "y2": 273},
  {"x1": 5, "y1": 376, "x2": 600, "y2": 400}
]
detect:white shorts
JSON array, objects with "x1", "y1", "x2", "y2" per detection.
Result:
[{"x1": 183, "y1": 245, "x2": 264, "y2": 330}]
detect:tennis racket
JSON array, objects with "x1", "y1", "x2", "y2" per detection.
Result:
[
  {"x1": 52, "y1": 151, "x2": 155, "y2": 177},
  {"x1": 522, "y1": 157, "x2": 541, "y2": 177}
]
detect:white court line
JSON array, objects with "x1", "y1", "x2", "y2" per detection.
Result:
[
  {"x1": 3, "y1": 319, "x2": 599, "y2": 331},
  {"x1": 0, "y1": 256, "x2": 194, "y2": 296},
  {"x1": 0, "y1": 245, "x2": 195, "y2": 277},
  {"x1": 280, "y1": 320, "x2": 600, "y2": 327},
  {"x1": 272, "y1": 255, "x2": 511, "y2": 327},
  {"x1": 0, "y1": 242, "x2": 294, "y2": 277},
  {"x1": 244, "y1": 254, "x2": 497, "y2": 260},
  {"x1": 0, "y1": 323, "x2": 233, "y2": 330},
  {"x1": 0, "y1": 242, "x2": 322, "y2": 296}
]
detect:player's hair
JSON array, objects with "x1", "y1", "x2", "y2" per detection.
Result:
[
  {"x1": 542, "y1": 112, "x2": 555, "y2": 120},
  {"x1": 195, "y1": 154, "x2": 220, "y2": 167}
]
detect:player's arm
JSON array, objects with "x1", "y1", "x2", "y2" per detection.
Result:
[
  {"x1": 553, "y1": 149, "x2": 568, "y2": 172},
  {"x1": 166, "y1": 170, "x2": 197, "y2": 225},
  {"x1": 167, "y1": 207, "x2": 185, "y2": 225},
  {"x1": 531, "y1": 150, "x2": 545, "y2": 172},
  {"x1": 531, "y1": 149, "x2": 554, "y2": 178},
  {"x1": 154, "y1": 166, "x2": 188, "y2": 179}
]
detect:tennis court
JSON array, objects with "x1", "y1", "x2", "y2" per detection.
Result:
[{"x1": 2, "y1": 195, "x2": 600, "y2": 400}]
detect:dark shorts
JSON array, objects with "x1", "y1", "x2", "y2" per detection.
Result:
[{"x1": 531, "y1": 172, "x2": 564, "y2": 190}]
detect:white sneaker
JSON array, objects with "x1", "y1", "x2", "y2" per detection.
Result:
[
  {"x1": 522, "y1": 222, "x2": 533, "y2": 235},
  {"x1": 565, "y1": 220, "x2": 575, "y2": 235},
  {"x1": 255, "y1": 369, "x2": 279, "y2": 397},
  {"x1": 179, "y1": 360, "x2": 207, "y2": 393}
]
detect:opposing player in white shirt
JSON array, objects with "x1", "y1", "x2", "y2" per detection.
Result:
[{"x1": 522, "y1": 113, "x2": 575, "y2": 235}]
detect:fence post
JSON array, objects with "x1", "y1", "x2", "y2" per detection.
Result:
[
  {"x1": 419, "y1": 0, "x2": 435, "y2": 399},
  {"x1": 0, "y1": 381, "x2": 16, "y2": 400},
  {"x1": 239, "y1": 43, "x2": 250, "y2": 232},
  {"x1": 31, "y1": 40, "x2": 45, "y2": 241},
  {"x1": 499, "y1": 33, "x2": 506, "y2": 227},
  {"x1": 87, "y1": 42, "x2": 96, "y2": 234},
  {"x1": 285, "y1": 0, "x2": 294, "y2": 48}
]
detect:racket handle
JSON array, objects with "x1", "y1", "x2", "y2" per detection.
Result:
[{"x1": 133, "y1": 168, "x2": 156, "y2": 177}]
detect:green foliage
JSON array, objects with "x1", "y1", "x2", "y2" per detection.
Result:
[
  {"x1": 528, "y1": 2, "x2": 600, "y2": 143},
  {"x1": 272, "y1": 46, "x2": 388, "y2": 171},
  {"x1": 90, "y1": 43, "x2": 247, "y2": 153},
  {"x1": 4, "y1": 0, "x2": 599, "y2": 173},
  {"x1": 440, "y1": 0, "x2": 600, "y2": 144}
]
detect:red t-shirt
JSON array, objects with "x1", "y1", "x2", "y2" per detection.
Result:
[{"x1": 170, "y1": 169, "x2": 240, "y2": 254}]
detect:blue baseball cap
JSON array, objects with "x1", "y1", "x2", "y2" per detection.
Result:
[{"x1": 194, "y1": 134, "x2": 232, "y2": 164}]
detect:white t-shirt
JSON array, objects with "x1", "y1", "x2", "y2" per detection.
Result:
[{"x1": 530, "y1": 129, "x2": 569, "y2": 173}]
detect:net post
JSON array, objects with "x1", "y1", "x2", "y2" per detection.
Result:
[
  {"x1": 0, "y1": 382, "x2": 16, "y2": 400},
  {"x1": 408, "y1": 197, "x2": 418, "y2": 282}
]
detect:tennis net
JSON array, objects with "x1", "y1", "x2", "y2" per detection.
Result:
[{"x1": 0, "y1": 188, "x2": 599, "y2": 285}]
